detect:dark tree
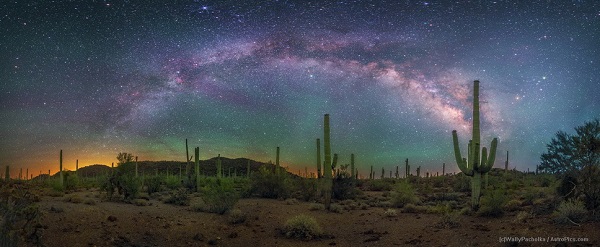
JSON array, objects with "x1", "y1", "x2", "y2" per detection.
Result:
[
  {"x1": 540, "y1": 119, "x2": 600, "y2": 212},
  {"x1": 539, "y1": 118, "x2": 599, "y2": 174},
  {"x1": 116, "y1": 152, "x2": 134, "y2": 165}
]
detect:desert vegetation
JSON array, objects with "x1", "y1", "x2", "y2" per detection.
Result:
[{"x1": 1, "y1": 81, "x2": 598, "y2": 246}]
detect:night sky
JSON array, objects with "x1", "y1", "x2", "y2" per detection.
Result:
[{"x1": 1, "y1": 1, "x2": 599, "y2": 177}]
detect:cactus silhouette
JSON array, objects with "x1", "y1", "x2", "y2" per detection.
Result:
[
  {"x1": 323, "y1": 114, "x2": 333, "y2": 209},
  {"x1": 276, "y1": 146, "x2": 280, "y2": 175},
  {"x1": 350, "y1": 153, "x2": 355, "y2": 179},
  {"x1": 217, "y1": 154, "x2": 222, "y2": 178},
  {"x1": 195, "y1": 147, "x2": 200, "y2": 191},
  {"x1": 5, "y1": 166, "x2": 9, "y2": 180},
  {"x1": 452, "y1": 80, "x2": 498, "y2": 210},
  {"x1": 405, "y1": 159, "x2": 410, "y2": 178},
  {"x1": 316, "y1": 139, "x2": 321, "y2": 178},
  {"x1": 60, "y1": 150, "x2": 63, "y2": 188}
]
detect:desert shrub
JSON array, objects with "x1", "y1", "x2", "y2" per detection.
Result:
[
  {"x1": 557, "y1": 167, "x2": 600, "y2": 213},
  {"x1": 48, "y1": 178, "x2": 64, "y2": 193},
  {"x1": 435, "y1": 213, "x2": 460, "y2": 229},
  {"x1": 477, "y1": 190, "x2": 507, "y2": 217},
  {"x1": 285, "y1": 198, "x2": 299, "y2": 205},
  {"x1": 401, "y1": 203, "x2": 427, "y2": 213},
  {"x1": 228, "y1": 209, "x2": 247, "y2": 224},
  {"x1": 504, "y1": 199, "x2": 522, "y2": 212},
  {"x1": 100, "y1": 164, "x2": 141, "y2": 201},
  {"x1": 145, "y1": 176, "x2": 163, "y2": 196},
  {"x1": 308, "y1": 203, "x2": 325, "y2": 211},
  {"x1": 452, "y1": 174, "x2": 471, "y2": 192},
  {"x1": 514, "y1": 211, "x2": 530, "y2": 223},
  {"x1": 522, "y1": 189, "x2": 545, "y2": 206},
  {"x1": 391, "y1": 182, "x2": 419, "y2": 208},
  {"x1": 63, "y1": 172, "x2": 79, "y2": 191},
  {"x1": 427, "y1": 203, "x2": 451, "y2": 214},
  {"x1": 83, "y1": 198, "x2": 96, "y2": 205},
  {"x1": 332, "y1": 173, "x2": 359, "y2": 200},
  {"x1": 164, "y1": 175, "x2": 181, "y2": 190},
  {"x1": 63, "y1": 195, "x2": 83, "y2": 204},
  {"x1": 553, "y1": 199, "x2": 587, "y2": 224},
  {"x1": 362, "y1": 179, "x2": 394, "y2": 191},
  {"x1": 250, "y1": 165, "x2": 292, "y2": 199},
  {"x1": 133, "y1": 199, "x2": 150, "y2": 206},
  {"x1": 282, "y1": 214, "x2": 324, "y2": 240},
  {"x1": 0, "y1": 184, "x2": 43, "y2": 246},
  {"x1": 329, "y1": 203, "x2": 343, "y2": 213},
  {"x1": 164, "y1": 188, "x2": 190, "y2": 206},
  {"x1": 384, "y1": 208, "x2": 397, "y2": 217},
  {"x1": 296, "y1": 178, "x2": 318, "y2": 202},
  {"x1": 199, "y1": 179, "x2": 239, "y2": 214}
]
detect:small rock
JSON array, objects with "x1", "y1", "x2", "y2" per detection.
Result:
[
  {"x1": 193, "y1": 233, "x2": 204, "y2": 241},
  {"x1": 228, "y1": 232, "x2": 238, "y2": 238},
  {"x1": 107, "y1": 215, "x2": 117, "y2": 222}
]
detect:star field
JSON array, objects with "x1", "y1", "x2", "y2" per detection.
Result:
[{"x1": 1, "y1": 1, "x2": 599, "y2": 176}]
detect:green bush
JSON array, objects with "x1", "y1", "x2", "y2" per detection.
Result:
[
  {"x1": 100, "y1": 163, "x2": 141, "y2": 201},
  {"x1": 199, "y1": 178, "x2": 239, "y2": 214},
  {"x1": 0, "y1": 184, "x2": 43, "y2": 246},
  {"x1": 452, "y1": 174, "x2": 470, "y2": 192},
  {"x1": 553, "y1": 199, "x2": 587, "y2": 224},
  {"x1": 250, "y1": 165, "x2": 291, "y2": 199},
  {"x1": 145, "y1": 176, "x2": 163, "y2": 196},
  {"x1": 228, "y1": 209, "x2": 247, "y2": 224},
  {"x1": 391, "y1": 182, "x2": 419, "y2": 208},
  {"x1": 164, "y1": 188, "x2": 190, "y2": 206},
  {"x1": 477, "y1": 190, "x2": 507, "y2": 217},
  {"x1": 282, "y1": 214, "x2": 324, "y2": 240},
  {"x1": 164, "y1": 175, "x2": 181, "y2": 190},
  {"x1": 362, "y1": 179, "x2": 394, "y2": 191},
  {"x1": 332, "y1": 172, "x2": 360, "y2": 200},
  {"x1": 296, "y1": 178, "x2": 318, "y2": 202}
]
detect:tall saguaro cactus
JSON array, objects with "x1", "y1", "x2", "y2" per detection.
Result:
[
  {"x1": 452, "y1": 80, "x2": 498, "y2": 210},
  {"x1": 59, "y1": 150, "x2": 63, "y2": 188},
  {"x1": 316, "y1": 139, "x2": 321, "y2": 178},
  {"x1": 276, "y1": 146, "x2": 280, "y2": 175},
  {"x1": 4, "y1": 166, "x2": 8, "y2": 180},
  {"x1": 350, "y1": 153, "x2": 355, "y2": 179},
  {"x1": 405, "y1": 159, "x2": 410, "y2": 178},
  {"x1": 195, "y1": 147, "x2": 200, "y2": 191},
  {"x1": 217, "y1": 154, "x2": 222, "y2": 178},
  {"x1": 323, "y1": 114, "x2": 333, "y2": 209},
  {"x1": 504, "y1": 151, "x2": 509, "y2": 173}
]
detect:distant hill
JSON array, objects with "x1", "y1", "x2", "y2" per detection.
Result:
[{"x1": 48, "y1": 157, "x2": 285, "y2": 178}]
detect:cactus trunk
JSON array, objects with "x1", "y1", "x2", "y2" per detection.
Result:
[
  {"x1": 4, "y1": 166, "x2": 8, "y2": 180},
  {"x1": 276, "y1": 146, "x2": 280, "y2": 176},
  {"x1": 316, "y1": 139, "x2": 321, "y2": 179},
  {"x1": 195, "y1": 147, "x2": 200, "y2": 191},
  {"x1": 323, "y1": 114, "x2": 333, "y2": 210},
  {"x1": 217, "y1": 154, "x2": 222, "y2": 178},
  {"x1": 350, "y1": 153, "x2": 355, "y2": 179},
  {"x1": 59, "y1": 150, "x2": 63, "y2": 188},
  {"x1": 451, "y1": 80, "x2": 498, "y2": 210}
]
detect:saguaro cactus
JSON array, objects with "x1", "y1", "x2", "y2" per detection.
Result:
[
  {"x1": 59, "y1": 150, "x2": 63, "y2": 188},
  {"x1": 504, "y1": 151, "x2": 509, "y2": 173},
  {"x1": 405, "y1": 159, "x2": 410, "y2": 178},
  {"x1": 323, "y1": 114, "x2": 333, "y2": 210},
  {"x1": 195, "y1": 147, "x2": 200, "y2": 191},
  {"x1": 350, "y1": 153, "x2": 355, "y2": 179},
  {"x1": 416, "y1": 166, "x2": 421, "y2": 177},
  {"x1": 370, "y1": 165, "x2": 373, "y2": 180},
  {"x1": 4, "y1": 166, "x2": 8, "y2": 180},
  {"x1": 134, "y1": 157, "x2": 138, "y2": 178},
  {"x1": 217, "y1": 154, "x2": 222, "y2": 178},
  {"x1": 276, "y1": 146, "x2": 280, "y2": 175},
  {"x1": 442, "y1": 163, "x2": 445, "y2": 176},
  {"x1": 452, "y1": 80, "x2": 498, "y2": 210},
  {"x1": 316, "y1": 139, "x2": 321, "y2": 178}
]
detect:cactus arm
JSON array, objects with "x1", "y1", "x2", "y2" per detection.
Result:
[
  {"x1": 479, "y1": 138, "x2": 498, "y2": 173},
  {"x1": 453, "y1": 130, "x2": 473, "y2": 176},
  {"x1": 479, "y1": 146, "x2": 488, "y2": 172}
]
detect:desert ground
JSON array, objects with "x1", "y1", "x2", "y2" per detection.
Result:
[{"x1": 4, "y1": 168, "x2": 599, "y2": 247}]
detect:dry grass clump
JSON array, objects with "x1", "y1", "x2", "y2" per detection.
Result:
[
  {"x1": 281, "y1": 214, "x2": 324, "y2": 241},
  {"x1": 308, "y1": 203, "x2": 325, "y2": 211},
  {"x1": 383, "y1": 208, "x2": 397, "y2": 217},
  {"x1": 228, "y1": 209, "x2": 247, "y2": 224}
]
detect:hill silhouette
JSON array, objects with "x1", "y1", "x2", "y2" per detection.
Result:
[{"x1": 38, "y1": 157, "x2": 284, "y2": 179}]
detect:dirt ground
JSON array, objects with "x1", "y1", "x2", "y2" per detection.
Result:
[{"x1": 35, "y1": 189, "x2": 599, "y2": 247}]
